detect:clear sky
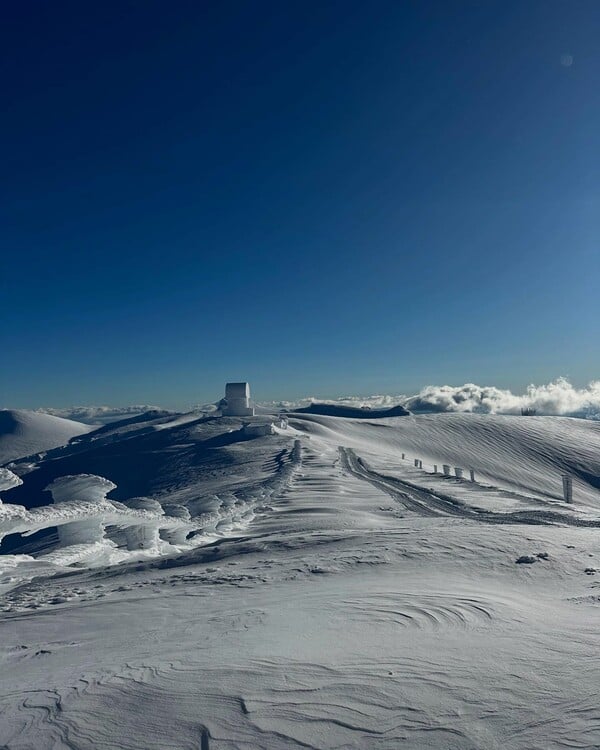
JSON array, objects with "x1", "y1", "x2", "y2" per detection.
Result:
[{"x1": 1, "y1": 1, "x2": 598, "y2": 408}]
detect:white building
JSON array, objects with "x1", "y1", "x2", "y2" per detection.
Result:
[{"x1": 222, "y1": 382, "x2": 255, "y2": 417}]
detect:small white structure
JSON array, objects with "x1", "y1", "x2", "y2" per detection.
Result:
[
  {"x1": 243, "y1": 422, "x2": 275, "y2": 438},
  {"x1": 222, "y1": 382, "x2": 254, "y2": 417}
]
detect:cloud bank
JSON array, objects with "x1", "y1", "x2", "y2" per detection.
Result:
[
  {"x1": 403, "y1": 378, "x2": 600, "y2": 418},
  {"x1": 264, "y1": 378, "x2": 600, "y2": 419},
  {"x1": 33, "y1": 379, "x2": 600, "y2": 424}
]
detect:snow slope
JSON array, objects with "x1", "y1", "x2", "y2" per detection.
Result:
[
  {"x1": 0, "y1": 410, "x2": 95, "y2": 465},
  {"x1": 292, "y1": 412, "x2": 600, "y2": 506},
  {"x1": 1, "y1": 411, "x2": 600, "y2": 748}
]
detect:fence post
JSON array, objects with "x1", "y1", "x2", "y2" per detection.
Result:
[
  {"x1": 469, "y1": 469, "x2": 475, "y2": 482},
  {"x1": 562, "y1": 474, "x2": 573, "y2": 503}
]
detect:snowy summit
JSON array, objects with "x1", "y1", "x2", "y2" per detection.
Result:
[
  {"x1": 1, "y1": 1, "x2": 599, "y2": 747},
  {"x1": 0, "y1": 388, "x2": 600, "y2": 747}
]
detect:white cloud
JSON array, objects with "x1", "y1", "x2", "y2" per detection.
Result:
[
  {"x1": 404, "y1": 378, "x2": 600, "y2": 418},
  {"x1": 34, "y1": 378, "x2": 600, "y2": 425},
  {"x1": 260, "y1": 378, "x2": 600, "y2": 419}
]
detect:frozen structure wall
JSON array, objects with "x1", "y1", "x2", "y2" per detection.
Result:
[{"x1": 223, "y1": 382, "x2": 254, "y2": 417}]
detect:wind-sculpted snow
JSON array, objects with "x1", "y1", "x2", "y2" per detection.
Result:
[
  {"x1": 0, "y1": 474, "x2": 174, "y2": 548},
  {"x1": 3, "y1": 413, "x2": 600, "y2": 748},
  {"x1": 0, "y1": 468, "x2": 23, "y2": 492},
  {"x1": 0, "y1": 435, "x2": 303, "y2": 579},
  {"x1": 340, "y1": 591, "x2": 495, "y2": 630},
  {"x1": 47, "y1": 473, "x2": 117, "y2": 504}
]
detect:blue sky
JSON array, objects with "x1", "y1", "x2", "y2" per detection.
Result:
[{"x1": 1, "y1": 1, "x2": 598, "y2": 408}]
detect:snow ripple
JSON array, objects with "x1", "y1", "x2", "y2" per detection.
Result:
[{"x1": 340, "y1": 592, "x2": 494, "y2": 630}]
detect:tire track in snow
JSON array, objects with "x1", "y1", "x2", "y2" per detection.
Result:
[
  {"x1": 339, "y1": 448, "x2": 446, "y2": 517},
  {"x1": 340, "y1": 447, "x2": 600, "y2": 528}
]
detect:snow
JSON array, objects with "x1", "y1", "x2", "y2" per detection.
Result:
[
  {"x1": 0, "y1": 409, "x2": 95, "y2": 465},
  {"x1": 292, "y1": 412, "x2": 600, "y2": 507},
  {"x1": 0, "y1": 468, "x2": 23, "y2": 492},
  {"x1": 0, "y1": 409, "x2": 599, "y2": 748},
  {"x1": 36, "y1": 405, "x2": 161, "y2": 424}
]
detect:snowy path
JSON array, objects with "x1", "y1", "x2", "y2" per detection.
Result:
[{"x1": 341, "y1": 446, "x2": 600, "y2": 528}]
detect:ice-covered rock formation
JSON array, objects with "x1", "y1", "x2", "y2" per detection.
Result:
[
  {"x1": 160, "y1": 504, "x2": 192, "y2": 545},
  {"x1": 0, "y1": 427, "x2": 304, "y2": 565},
  {"x1": 46, "y1": 474, "x2": 117, "y2": 545},
  {"x1": 0, "y1": 468, "x2": 24, "y2": 493},
  {"x1": 122, "y1": 497, "x2": 164, "y2": 550},
  {"x1": 0, "y1": 469, "x2": 27, "y2": 545}
]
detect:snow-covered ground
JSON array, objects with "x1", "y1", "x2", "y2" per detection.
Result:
[
  {"x1": 1, "y1": 409, "x2": 600, "y2": 748},
  {"x1": 0, "y1": 410, "x2": 95, "y2": 465}
]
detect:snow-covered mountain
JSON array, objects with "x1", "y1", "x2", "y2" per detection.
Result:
[
  {"x1": 35, "y1": 405, "x2": 161, "y2": 425},
  {"x1": 1, "y1": 408, "x2": 599, "y2": 748},
  {"x1": 0, "y1": 409, "x2": 95, "y2": 465}
]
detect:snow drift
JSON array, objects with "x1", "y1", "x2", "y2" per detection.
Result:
[{"x1": 0, "y1": 410, "x2": 95, "y2": 465}]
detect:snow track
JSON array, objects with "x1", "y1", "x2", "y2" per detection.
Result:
[
  {"x1": 293, "y1": 412, "x2": 600, "y2": 507},
  {"x1": 339, "y1": 447, "x2": 441, "y2": 517},
  {"x1": 340, "y1": 446, "x2": 600, "y2": 528}
]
